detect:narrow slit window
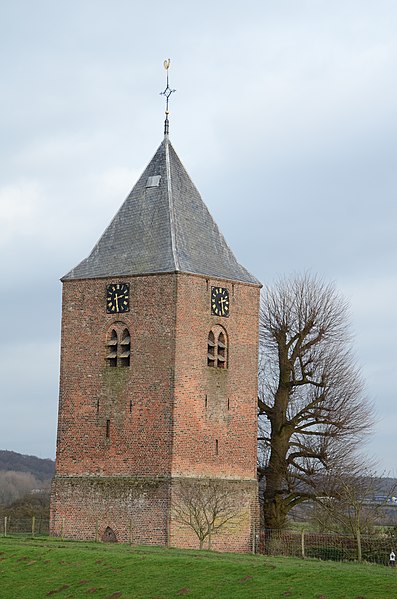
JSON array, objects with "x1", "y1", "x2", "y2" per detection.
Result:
[
  {"x1": 215, "y1": 439, "x2": 219, "y2": 455},
  {"x1": 106, "y1": 419, "x2": 110, "y2": 438}
]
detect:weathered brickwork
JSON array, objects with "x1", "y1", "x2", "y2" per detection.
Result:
[
  {"x1": 169, "y1": 477, "x2": 259, "y2": 552},
  {"x1": 51, "y1": 271, "x2": 260, "y2": 551},
  {"x1": 51, "y1": 476, "x2": 170, "y2": 544},
  {"x1": 53, "y1": 274, "x2": 177, "y2": 478},
  {"x1": 51, "y1": 273, "x2": 259, "y2": 551},
  {"x1": 172, "y1": 274, "x2": 260, "y2": 481}
]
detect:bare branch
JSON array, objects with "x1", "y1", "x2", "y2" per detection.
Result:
[
  {"x1": 172, "y1": 479, "x2": 243, "y2": 550},
  {"x1": 258, "y1": 273, "x2": 374, "y2": 529}
]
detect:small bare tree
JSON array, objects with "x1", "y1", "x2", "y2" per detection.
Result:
[
  {"x1": 258, "y1": 273, "x2": 374, "y2": 530},
  {"x1": 313, "y1": 468, "x2": 397, "y2": 561},
  {"x1": 172, "y1": 479, "x2": 242, "y2": 549}
]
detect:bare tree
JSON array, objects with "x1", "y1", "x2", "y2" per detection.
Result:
[
  {"x1": 172, "y1": 479, "x2": 242, "y2": 549},
  {"x1": 313, "y1": 468, "x2": 397, "y2": 561},
  {"x1": 258, "y1": 273, "x2": 373, "y2": 530},
  {"x1": 0, "y1": 471, "x2": 40, "y2": 505}
]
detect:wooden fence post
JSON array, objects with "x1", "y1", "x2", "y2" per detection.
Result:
[
  {"x1": 32, "y1": 516, "x2": 36, "y2": 538},
  {"x1": 4, "y1": 516, "x2": 7, "y2": 537},
  {"x1": 301, "y1": 529, "x2": 306, "y2": 559}
]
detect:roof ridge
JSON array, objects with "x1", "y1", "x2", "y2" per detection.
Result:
[{"x1": 165, "y1": 136, "x2": 180, "y2": 272}]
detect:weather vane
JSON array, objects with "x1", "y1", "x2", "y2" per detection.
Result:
[{"x1": 160, "y1": 59, "x2": 176, "y2": 136}]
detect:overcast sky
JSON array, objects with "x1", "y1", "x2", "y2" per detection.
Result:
[{"x1": 0, "y1": 1, "x2": 396, "y2": 473}]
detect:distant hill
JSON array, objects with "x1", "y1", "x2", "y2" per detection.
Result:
[{"x1": 0, "y1": 450, "x2": 54, "y2": 482}]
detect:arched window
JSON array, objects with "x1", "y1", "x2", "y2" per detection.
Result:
[
  {"x1": 207, "y1": 330, "x2": 216, "y2": 367},
  {"x1": 106, "y1": 324, "x2": 131, "y2": 368},
  {"x1": 106, "y1": 329, "x2": 118, "y2": 368},
  {"x1": 102, "y1": 526, "x2": 117, "y2": 542},
  {"x1": 217, "y1": 332, "x2": 226, "y2": 369},
  {"x1": 207, "y1": 326, "x2": 228, "y2": 369},
  {"x1": 120, "y1": 328, "x2": 131, "y2": 367}
]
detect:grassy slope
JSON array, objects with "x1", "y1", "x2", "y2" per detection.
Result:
[{"x1": 0, "y1": 538, "x2": 396, "y2": 599}]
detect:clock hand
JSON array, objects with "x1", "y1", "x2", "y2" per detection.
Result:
[
  {"x1": 219, "y1": 296, "x2": 226, "y2": 315},
  {"x1": 114, "y1": 293, "x2": 120, "y2": 312}
]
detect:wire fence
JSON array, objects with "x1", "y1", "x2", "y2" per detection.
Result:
[
  {"x1": 0, "y1": 516, "x2": 49, "y2": 537},
  {"x1": 0, "y1": 516, "x2": 396, "y2": 566},
  {"x1": 259, "y1": 528, "x2": 397, "y2": 565}
]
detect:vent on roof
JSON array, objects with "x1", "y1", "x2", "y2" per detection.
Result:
[{"x1": 146, "y1": 175, "x2": 161, "y2": 188}]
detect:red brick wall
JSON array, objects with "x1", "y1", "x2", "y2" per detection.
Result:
[
  {"x1": 169, "y1": 477, "x2": 259, "y2": 553},
  {"x1": 51, "y1": 476, "x2": 170, "y2": 545},
  {"x1": 54, "y1": 274, "x2": 178, "y2": 478},
  {"x1": 172, "y1": 274, "x2": 260, "y2": 480},
  {"x1": 51, "y1": 272, "x2": 260, "y2": 552}
]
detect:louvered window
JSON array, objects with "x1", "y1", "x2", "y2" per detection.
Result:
[
  {"x1": 207, "y1": 330, "x2": 216, "y2": 367},
  {"x1": 106, "y1": 325, "x2": 131, "y2": 368},
  {"x1": 120, "y1": 328, "x2": 131, "y2": 367},
  {"x1": 217, "y1": 332, "x2": 226, "y2": 369},
  {"x1": 207, "y1": 326, "x2": 228, "y2": 369},
  {"x1": 106, "y1": 329, "x2": 118, "y2": 368}
]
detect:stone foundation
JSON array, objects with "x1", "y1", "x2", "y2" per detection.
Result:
[{"x1": 50, "y1": 475, "x2": 259, "y2": 552}]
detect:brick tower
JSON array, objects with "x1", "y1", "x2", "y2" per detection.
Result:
[{"x1": 50, "y1": 122, "x2": 261, "y2": 551}]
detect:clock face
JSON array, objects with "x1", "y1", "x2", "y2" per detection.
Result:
[
  {"x1": 211, "y1": 286, "x2": 230, "y2": 317},
  {"x1": 106, "y1": 283, "x2": 130, "y2": 314}
]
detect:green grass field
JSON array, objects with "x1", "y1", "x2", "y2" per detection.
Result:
[{"x1": 0, "y1": 537, "x2": 396, "y2": 598}]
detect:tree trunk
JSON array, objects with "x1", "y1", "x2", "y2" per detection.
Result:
[
  {"x1": 356, "y1": 528, "x2": 362, "y2": 562},
  {"x1": 262, "y1": 382, "x2": 291, "y2": 529},
  {"x1": 263, "y1": 489, "x2": 290, "y2": 529}
]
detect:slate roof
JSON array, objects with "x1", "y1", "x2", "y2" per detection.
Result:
[{"x1": 62, "y1": 136, "x2": 260, "y2": 285}]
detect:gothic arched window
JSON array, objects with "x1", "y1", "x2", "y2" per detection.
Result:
[
  {"x1": 207, "y1": 330, "x2": 216, "y2": 367},
  {"x1": 106, "y1": 324, "x2": 131, "y2": 368},
  {"x1": 120, "y1": 328, "x2": 131, "y2": 367},
  {"x1": 106, "y1": 329, "x2": 118, "y2": 368},
  {"x1": 207, "y1": 326, "x2": 228, "y2": 369}
]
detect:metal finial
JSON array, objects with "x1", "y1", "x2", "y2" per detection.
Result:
[{"x1": 160, "y1": 58, "x2": 176, "y2": 136}]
